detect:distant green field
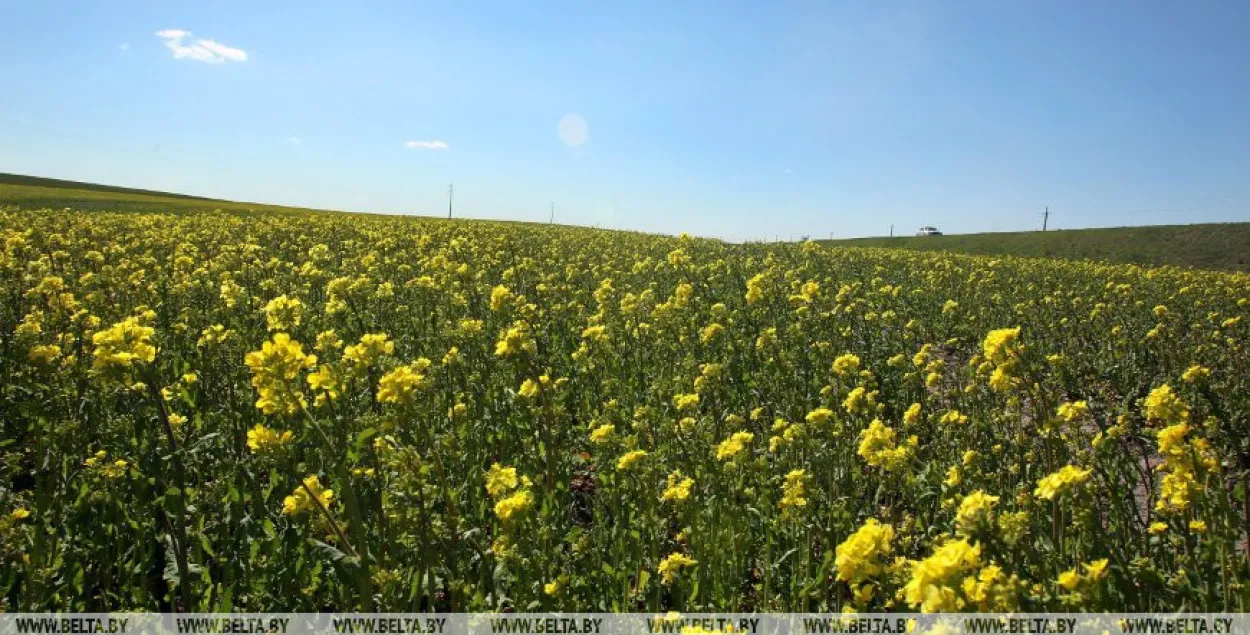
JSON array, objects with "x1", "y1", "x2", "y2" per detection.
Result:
[
  {"x1": 0, "y1": 172, "x2": 350, "y2": 217},
  {"x1": 0, "y1": 172, "x2": 627, "y2": 235},
  {"x1": 820, "y1": 224, "x2": 1250, "y2": 272},
  {"x1": 0, "y1": 172, "x2": 221, "y2": 201},
  {"x1": 3, "y1": 172, "x2": 1247, "y2": 271},
  {"x1": 0, "y1": 172, "x2": 571, "y2": 231}
]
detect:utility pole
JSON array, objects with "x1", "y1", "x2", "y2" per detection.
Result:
[
  {"x1": 890, "y1": 224, "x2": 894, "y2": 237},
  {"x1": 1042, "y1": 206, "x2": 1049, "y2": 232},
  {"x1": 448, "y1": 183, "x2": 454, "y2": 219},
  {"x1": 550, "y1": 202, "x2": 554, "y2": 224}
]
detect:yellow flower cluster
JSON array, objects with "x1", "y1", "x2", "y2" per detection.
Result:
[
  {"x1": 835, "y1": 518, "x2": 894, "y2": 583},
  {"x1": 902, "y1": 538, "x2": 983, "y2": 612},
  {"x1": 485, "y1": 463, "x2": 519, "y2": 499},
  {"x1": 662, "y1": 470, "x2": 694, "y2": 503},
  {"x1": 1057, "y1": 559, "x2": 1109, "y2": 591},
  {"x1": 832, "y1": 353, "x2": 861, "y2": 377},
  {"x1": 246, "y1": 423, "x2": 293, "y2": 454},
  {"x1": 376, "y1": 359, "x2": 432, "y2": 405},
  {"x1": 955, "y1": 490, "x2": 999, "y2": 535},
  {"x1": 981, "y1": 327, "x2": 1022, "y2": 393},
  {"x1": 657, "y1": 552, "x2": 698, "y2": 585},
  {"x1": 1034, "y1": 465, "x2": 1092, "y2": 500},
  {"x1": 91, "y1": 317, "x2": 157, "y2": 383},
  {"x1": 244, "y1": 333, "x2": 317, "y2": 415},
  {"x1": 716, "y1": 431, "x2": 754, "y2": 461},
  {"x1": 616, "y1": 450, "x2": 649, "y2": 470},
  {"x1": 1143, "y1": 383, "x2": 1189, "y2": 423},
  {"x1": 1149, "y1": 386, "x2": 1218, "y2": 514},
  {"x1": 343, "y1": 333, "x2": 393, "y2": 373},
  {"x1": 1056, "y1": 400, "x2": 1088, "y2": 423},
  {"x1": 84, "y1": 450, "x2": 129, "y2": 479},
  {"x1": 779, "y1": 469, "x2": 807, "y2": 511},
  {"x1": 485, "y1": 463, "x2": 534, "y2": 524},
  {"x1": 263, "y1": 294, "x2": 304, "y2": 332},
  {"x1": 857, "y1": 419, "x2": 916, "y2": 471},
  {"x1": 282, "y1": 476, "x2": 334, "y2": 516},
  {"x1": 495, "y1": 322, "x2": 536, "y2": 357}
]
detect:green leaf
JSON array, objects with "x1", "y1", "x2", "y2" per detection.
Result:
[
  {"x1": 308, "y1": 538, "x2": 346, "y2": 562},
  {"x1": 355, "y1": 427, "x2": 378, "y2": 448},
  {"x1": 199, "y1": 534, "x2": 217, "y2": 558},
  {"x1": 163, "y1": 537, "x2": 181, "y2": 586}
]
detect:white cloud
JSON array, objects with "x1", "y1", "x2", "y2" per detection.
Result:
[
  {"x1": 405, "y1": 140, "x2": 449, "y2": 150},
  {"x1": 558, "y1": 113, "x2": 589, "y2": 147},
  {"x1": 155, "y1": 29, "x2": 248, "y2": 63},
  {"x1": 119, "y1": 42, "x2": 130, "y2": 52},
  {"x1": 286, "y1": 136, "x2": 302, "y2": 146},
  {"x1": 196, "y1": 39, "x2": 247, "y2": 62}
]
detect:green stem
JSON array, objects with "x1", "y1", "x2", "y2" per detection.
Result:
[{"x1": 145, "y1": 373, "x2": 194, "y2": 611}]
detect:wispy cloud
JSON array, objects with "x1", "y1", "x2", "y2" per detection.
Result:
[
  {"x1": 155, "y1": 29, "x2": 247, "y2": 63},
  {"x1": 286, "y1": 136, "x2": 302, "y2": 146},
  {"x1": 119, "y1": 42, "x2": 130, "y2": 52},
  {"x1": 405, "y1": 140, "x2": 449, "y2": 150}
]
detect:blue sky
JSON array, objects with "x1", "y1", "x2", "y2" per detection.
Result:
[{"x1": 2, "y1": 1, "x2": 1248, "y2": 241}]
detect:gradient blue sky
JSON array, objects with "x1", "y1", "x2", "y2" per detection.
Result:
[{"x1": 2, "y1": 1, "x2": 1248, "y2": 240}]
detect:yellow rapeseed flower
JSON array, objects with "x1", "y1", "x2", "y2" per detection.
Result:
[
  {"x1": 589, "y1": 423, "x2": 615, "y2": 444},
  {"x1": 494, "y1": 489, "x2": 534, "y2": 523},
  {"x1": 1056, "y1": 401, "x2": 1088, "y2": 422},
  {"x1": 955, "y1": 490, "x2": 1000, "y2": 535},
  {"x1": 246, "y1": 423, "x2": 293, "y2": 454},
  {"x1": 902, "y1": 538, "x2": 982, "y2": 612},
  {"x1": 377, "y1": 360, "x2": 432, "y2": 404},
  {"x1": 857, "y1": 419, "x2": 916, "y2": 471},
  {"x1": 835, "y1": 518, "x2": 894, "y2": 583},
  {"x1": 716, "y1": 431, "x2": 754, "y2": 461},
  {"x1": 1181, "y1": 365, "x2": 1210, "y2": 384},
  {"x1": 1034, "y1": 465, "x2": 1092, "y2": 500},
  {"x1": 657, "y1": 552, "x2": 698, "y2": 585},
  {"x1": 806, "y1": 407, "x2": 834, "y2": 424},
  {"x1": 779, "y1": 469, "x2": 808, "y2": 511},
  {"x1": 283, "y1": 476, "x2": 334, "y2": 516},
  {"x1": 833, "y1": 353, "x2": 861, "y2": 377},
  {"x1": 1143, "y1": 384, "x2": 1188, "y2": 423},
  {"x1": 486, "y1": 463, "x2": 519, "y2": 499},
  {"x1": 662, "y1": 471, "x2": 694, "y2": 502},
  {"x1": 91, "y1": 317, "x2": 157, "y2": 381},
  {"x1": 263, "y1": 294, "x2": 304, "y2": 332},
  {"x1": 981, "y1": 327, "x2": 1021, "y2": 365},
  {"x1": 244, "y1": 333, "x2": 317, "y2": 415},
  {"x1": 617, "y1": 450, "x2": 649, "y2": 470}
]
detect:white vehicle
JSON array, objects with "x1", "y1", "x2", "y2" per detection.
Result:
[{"x1": 916, "y1": 226, "x2": 943, "y2": 236}]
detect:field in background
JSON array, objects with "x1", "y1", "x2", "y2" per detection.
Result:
[
  {"x1": 6, "y1": 172, "x2": 1250, "y2": 272},
  {"x1": 819, "y1": 224, "x2": 1250, "y2": 272},
  {"x1": 0, "y1": 172, "x2": 352, "y2": 217}
]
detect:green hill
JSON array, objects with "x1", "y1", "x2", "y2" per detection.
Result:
[
  {"x1": 0, "y1": 172, "x2": 353, "y2": 217},
  {"x1": 0, "y1": 173, "x2": 221, "y2": 201},
  {"x1": 3, "y1": 172, "x2": 1247, "y2": 271},
  {"x1": 818, "y1": 224, "x2": 1250, "y2": 272}
]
